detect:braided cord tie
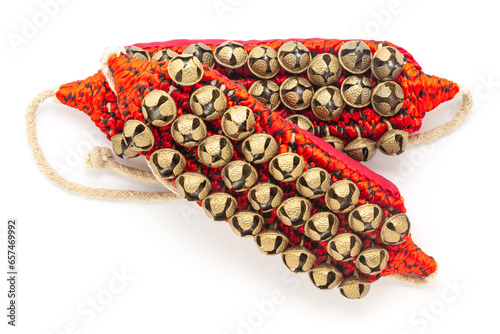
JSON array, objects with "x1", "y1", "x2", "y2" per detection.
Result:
[{"x1": 407, "y1": 84, "x2": 472, "y2": 147}]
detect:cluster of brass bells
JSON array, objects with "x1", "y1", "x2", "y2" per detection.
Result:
[
  {"x1": 121, "y1": 43, "x2": 414, "y2": 299},
  {"x1": 220, "y1": 150, "x2": 412, "y2": 299},
  {"x1": 270, "y1": 177, "x2": 410, "y2": 299},
  {"x1": 240, "y1": 173, "x2": 410, "y2": 300},
  {"x1": 125, "y1": 41, "x2": 409, "y2": 162}
]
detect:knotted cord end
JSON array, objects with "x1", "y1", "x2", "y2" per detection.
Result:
[{"x1": 85, "y1": 146, "x2": 113, "y2": 170}]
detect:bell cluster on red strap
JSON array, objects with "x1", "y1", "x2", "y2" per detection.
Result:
[
  {"x1": 122, "y1": 40, "x2": 411, "y2": 163},
  {"x1": 106, "y1": 41, "x2": 423, "y2": 299}
]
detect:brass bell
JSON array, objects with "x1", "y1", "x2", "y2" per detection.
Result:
[
  {"x1": 286, "y1": 114, "x2": 315, "y2": 134},
  {"x1": 248, "y1": 183, "x2": 284, "y2": 212},
  {"x1": 221, "y1": 160, "x2": 258, "y2": 192},
  {"x1": 380, "y1": 213, "x2": 411, "y2": 245},
  {"x1": 277, "y1": 41, "x2": 311, "y2": 74},
  {"x1": 269, "y1": 153, "x2": 305, "y2": 182},
  {"x1": 175, "y1": 172, "x2": 212, "y2": 202},
  {"x1": 141, "y1": 90, "x2": 177, "y2": 127},
  {"x1": 338, "y1": 275, "x2": 371, "y2": 299},
  {"x1": 296, "y1": 167, "x2": 331, "y2": 199},
  {"x1": 280, "y1": 76, "x2": 314, "y2": 110},
  {"x1": 348, "y1": 204, "x2": 383, "y2": 233},
  {"x1": 344, "y1": 126, "x2": 377, "y2": 162},
  {"x1": 325, "y1": 179, "x2": 360, "y2": 214},
  {"x1": 183, "y1": 43, "x2": 215, "y2": 68},
  {"x1": 344, "y1": 138, "x2": 377, "y2": 162},
  {"x1": 371, "y1": 81, "x2": 404, "y2": 117},
  {"x1": 338, "y1": 40, "x2": 372, "y2": 74},
  {"x1": 371, "y1": 46, "x2": 404, "y2": 82},
  {"x1": 247, "y1": 45, "x2": 280, "y2": 79},
  {"x1": 340, "y1": 75, "x2": 373, "y2": 108},
  {"x1": 189, "y1": 86, "x2": 227, "y2": 121},
  {"x1": 214, "y1": 41, "x2": 248, "y2": 69},
  {"x1": 171, "y1": 114, "x2": 207, "y2": 147},
  {"x1": 228, "y1": 211, "x2": 265, "y2": 237},
  {"x1": 152, "y1": 49, "x2": 178, "y2": 62},
  {"x1": 355, "y1": 247, "x2": 389, "y2": 275},
  {"x1": 248, "y1": 80, "x2": 281, "y2": 110},
  {"x1": 149, "y1": 148, "x2": 186, "y2": 179},
  {"x1": 241, "y1": 133, "x2": 278, "y2": 164},
  {"x1": 255, "y1": 228, "x2": 289, "y2": 255},
  {"x1": 197, "y1": 135, "x2": 234, "y2": 168},
  {"x1": 167, "y1": 54, "x2": 204, "y2": 86},
  {"x1": 307, "y1": 53, "x2": 342, "y2": 87},
  {"x1": 327, "y1": 233, "x2": 362, "y2": 262},
  {"x1": 309, "y1": 262, "x2": 343, "y2": 290},
  {"x1": 125, "y1": 46, "x2": 150, "y2": 61},
  {"x1": 202, "y1": 192, "x2": 238, "y2": 221},
  {"x1": 123, "y1": 120, "x2": 155, "y2": 152},
  {"x1": 311, "y1": 86, "x2": 345, "y2": 121},
  {"x1": 111, "y1": 134, "x2": 139, "y2": 159},
  {"x1": 377, "y1": 120, "x2": 409, "y2": 155},
  {"x1": 277, "y1": 197, "x2": 312, "y2": 228},
  {"x1": 282, "y1": 245, "x2": 317, "y2": 273},
  {"x1": 321, "y1": 135, "x2": 345, "y2": 152},
  {"x1": 221, "y1": 106, "x2": 256, "y2": 141},
  {"x1": 304, "y1": 212, "x2": 339, "y2": 242}
]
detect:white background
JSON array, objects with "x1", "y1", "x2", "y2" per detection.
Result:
[{"x1": 1, "y1": 0, "x2": 498, "y2": 333}]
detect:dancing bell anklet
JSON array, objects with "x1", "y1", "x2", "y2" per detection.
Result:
[{"x1": 26, "y1": 38, "x2": 472, "y2": 299}]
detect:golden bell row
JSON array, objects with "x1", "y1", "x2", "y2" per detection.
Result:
[
  {"x1": 127, "y1": 39, "x2": 404, "y2": 82},
  {"x1": 129, "y1": 42, "x2": 406, "y2": 117}
]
